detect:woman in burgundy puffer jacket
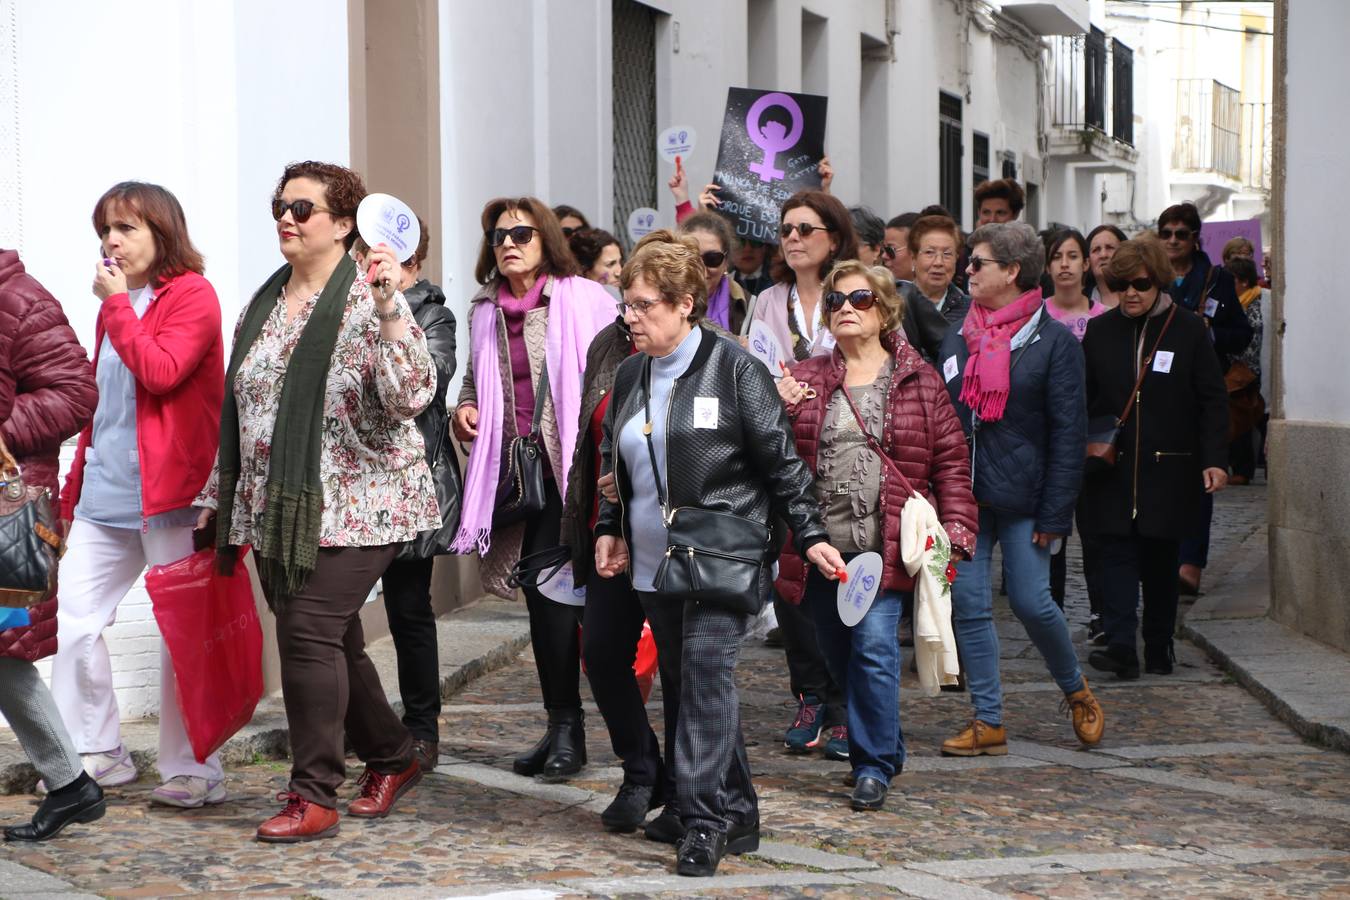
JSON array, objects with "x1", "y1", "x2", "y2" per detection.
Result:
[
  {"x1": 776, "y1": 260, "x2": 977, "y2": 811},
  {"x1": 0, "y1": 247, "x2": 106, "y2": 840}
]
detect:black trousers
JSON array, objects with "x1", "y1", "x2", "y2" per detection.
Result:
[
  {"x1": 1050, "y1": 543, "x2": 1067, "y2": 610},
  {"x1": 1230, "y1": 429, "x2": 1257, "y2": 480},
  {"x1": 381, "y1": 556, "x2": 441, "y2": 743},
  {"x1": 582, "y1": 562, "x2": 662, "y2": 786},
  {"x1": 772, "y1": 592, "x2": 846, "y2": 727},
  {"x1": 521, "y1": 482, "x2": 583, "y2": 712},
  {"x1": 1081, "y1": 532, "x2": 1104, "y2": 619},
  {"x1": 1093, "y1": 529, "x2": 1181, "y2": 657}
]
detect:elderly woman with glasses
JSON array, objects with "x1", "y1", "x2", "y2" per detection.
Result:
[
  {"x1": 451, "y1": 197, "x2": 614, "y2": 784},
  {"x1": 775, "y1": 261, "x2": 977, "y2": 812},
  {"x1": 937, "y1": 222, "x2": 1105, "y2": 758},
  {"x1": 903, "y1": 215, "x2": 969, "y2": 327},
  {"x1": 594, "y1": 230, "x2": 844, "y2": 876}
]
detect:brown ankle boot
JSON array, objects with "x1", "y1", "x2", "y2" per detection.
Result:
[
  {"x1": 1063, "y1": 677, "x2": 1105, "y2": 745},
  {"x1": 941, "y1": 720, "x2": 1008, "y2": 757}
]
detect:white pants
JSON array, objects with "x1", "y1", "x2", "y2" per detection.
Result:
[{"x1": 50, "y1": 519, "x2": 224, "y2": 781}]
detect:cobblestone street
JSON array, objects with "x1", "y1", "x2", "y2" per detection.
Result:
[{"x1": 0, "y1": 482, "x2": 1346, "y2": 898}]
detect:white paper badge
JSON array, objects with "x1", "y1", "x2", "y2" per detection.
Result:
[
  {"x1": 539, "y1": 560, "x2": 587, "y2": 607},
  {"x1": 1153, "y1": 350, "x2": 1175, "y2": 374},
  {"x1": 693, "y1": 396, "x2": 719, "y2": 429},
  {"x1": 943, "y1": 355, "x2": 961, "y2": 383},
  {"x1": 658, "y1": 126, "x2": 697, "y2": 164},
  {"x1": 1203, "y1": 297, "x2": 1219, "y2": 318},
  {"x1": 356, "y1": 193, "x2": 421, "y2": 263},
  {"x1": 627, "y1": 207, "x2": 660, "y2": 244},
  {"x1": 747, "y1": 320, "x2": 784, "y2": 372},
  {"x1": 837, "y1": 552, "x2": 883, "y2": 627}
]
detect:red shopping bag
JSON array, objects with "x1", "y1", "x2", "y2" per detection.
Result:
[
  {"x1": 578, "y1": 620, "x2": 660, "y2": 703},
  {"x1": 145, "y1": 547, "x2": 264, "y2": 763}
]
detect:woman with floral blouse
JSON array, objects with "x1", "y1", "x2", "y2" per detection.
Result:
[{"x1": 196, "y1": 161, "x2": 438, "y2": 843}]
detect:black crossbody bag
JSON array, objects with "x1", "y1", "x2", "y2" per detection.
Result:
[
  {"x1": 494, "y1": 363, "x2": 550, "y2": 526},
  {"x1": 640, "y1": 357, "x2": 770, "y2": 614}
]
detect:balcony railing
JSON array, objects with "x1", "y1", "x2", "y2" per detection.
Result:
[
  {"x1": 1047, "y1": 28, "x2": 1135, "y2": 147},
  {"x1": 1172, "y1": 78, "x2": 1240, "y2": 180},
  {"x1": 1240, "y1": 101, "x2": 1272, "y2": 191}
]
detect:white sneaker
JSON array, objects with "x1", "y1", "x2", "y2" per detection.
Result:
[
  {"x1": 36, "y1": 744, "x2": 138, "y2": 794},
  {"x1": 149, "y1": 775, "x2": 227, "y2": 808}
]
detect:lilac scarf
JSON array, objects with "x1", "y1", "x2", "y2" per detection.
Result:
[
  {"x1": 706, "y1": 275, "x2": 732, "y2": 331},
  {"x1": 451, "y1": 275, "x2": 614, "y2": 555}
]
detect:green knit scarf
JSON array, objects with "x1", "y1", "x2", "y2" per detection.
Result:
[{"x1": 215, "y1": 253, "x2": 356, "y2": 607}]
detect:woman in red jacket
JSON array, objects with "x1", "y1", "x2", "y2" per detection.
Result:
[
  {"x1": 0, "y1": 248, "x2": 104, "y2": 840},
  {"x1": 776, "y1": 260, "x2": 978, "y2": 811},
  {"x1": 54, "y1": 183, "x2": 225, "y2": 809}
]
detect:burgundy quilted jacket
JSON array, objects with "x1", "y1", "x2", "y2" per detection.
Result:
[
  {"x1": 0, "y1": 250, "x2": 97, "y2": 661},
  {"x1": 776, "y1": 334, "x2": 978, "y2": 604}
]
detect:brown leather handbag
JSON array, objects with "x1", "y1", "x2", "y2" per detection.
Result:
[
  {"x1": 1086, "y1": 306, "x2": 1177, "y2": 474},
  {"x1": 0, "y1": 435, "x2": 61, "y2": 608}
]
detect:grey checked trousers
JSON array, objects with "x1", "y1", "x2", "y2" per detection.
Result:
[{"x1": 0, "y1": 657, "x2": 82, "y2": 791}]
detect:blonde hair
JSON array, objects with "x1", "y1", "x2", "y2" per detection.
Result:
[
  {"x1": 821, "y1": 260, "x2": 905, "y2": 334},
  {"x1": 619, "y1": 229, "x2": 709, "y2": 320}
]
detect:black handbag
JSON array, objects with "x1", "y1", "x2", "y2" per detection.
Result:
[
  {"x1": 0, "y1": 436, "x2": 61, "y2": 609},
  {"x1": 638, "y1": 358, "x2": 770, "y2": 614},
  {"x1": 494, "y1": 362, "x2": 550, "y2": 527}
]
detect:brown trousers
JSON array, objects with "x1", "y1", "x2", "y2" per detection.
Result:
[{"x1": 264, "y1": 545, "x2": 413, "y2": 807}]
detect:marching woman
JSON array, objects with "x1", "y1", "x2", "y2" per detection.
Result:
[
  {"x1": 451, "y1": 197, "x2": 613, "y2": 783},
  {"x1": 55, "y1": 182, "x2": 226, "y2": 808}
]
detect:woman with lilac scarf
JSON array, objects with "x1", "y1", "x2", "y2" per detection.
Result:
[
  {"x1": 679, "y1": 212, "x2": 749, "y2": 334},
  {"x1": 451, "y1": 197, "x2": 613, "y2": 783},
  {"x1": 936, "y1": 222, "x2": 1106, "y2": 758}
]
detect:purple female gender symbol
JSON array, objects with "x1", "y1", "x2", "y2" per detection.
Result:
[{"x1": 746, "y1": 92, "x2": 805, "y2": 182}]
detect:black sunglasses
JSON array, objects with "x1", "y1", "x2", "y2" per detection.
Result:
[
  {"x1": 562, "y1": 226, "x2": 581, "y2": 238},
  {"x1": 1159, "y1": 227, "x2": 1193, "y2": 241},
  {"x1": 1105, "y1": 276, "x2": 1157, "y2": 294},
  {"x1": 487, "y1": 225, "x2": 539, "y2": 247},
  {"x1": 701, "y1": 250, "x2": 727, "y2": 269},
  {"x1": 780, "y1": 222, "x2": 834, "y2": 239},
  {"x1": 968, "y1": 255, "x2": 1008, "y2": 272},
  {"x1": 882, "y1": 243, "x2": 898, "y2": 260},
  {"x1": 272, "y1": 198, "x2": 332, "y2": 223},
  {"x1": 824, "y1": 289, "x2": 878, "y2": 313}
]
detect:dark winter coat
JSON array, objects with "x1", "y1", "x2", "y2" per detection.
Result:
[{"x1": 1166, "y1": 250, "x2": 1252, "y2": 369}]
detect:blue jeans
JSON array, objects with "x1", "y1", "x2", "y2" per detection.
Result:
[
  {"x1": 805, "y1": 568, "x2": 905, "y2": 783},
  {"x1": 951, "y1": 507, "x2": 1085, "y2": 726}
]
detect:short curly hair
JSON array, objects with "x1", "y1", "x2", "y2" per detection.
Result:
[
  {"x1": 1105, "y1": 237, "x2": 1172, "y2": 291},
  {"x1": 273, "y1": 161, "x2": 367, "y2": 250},
  {"x1": 821, "y1": 260, "x2": 905, "y2": 334},
  {"x1": 619, "y1": 229, "x2": 709, "y2": 321}
]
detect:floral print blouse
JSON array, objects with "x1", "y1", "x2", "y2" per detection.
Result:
[{"x1": 198, "y1": 276, "x2": 440, "y2": 548}]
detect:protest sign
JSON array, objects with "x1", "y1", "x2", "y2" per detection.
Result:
[
  {"x1": 658, "y1": 125, "x2": 696, "y2": 164},
  {"x1": 356, "y1": 193, "x2": 421, "y2": 262},
  {"x1": 712, "y1": 87, "x2": 828, "y2": 245},
  {"x1": 1200, "y1": 217, "x2": 1263, "y2": 272},
  {"x1": 627, "y1": 207, "x2": 660, "y2": 245}
]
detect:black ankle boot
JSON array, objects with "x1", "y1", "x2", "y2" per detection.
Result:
[
  {"x1": 512, "y1": 728, "x2": 554, "y2": 776},
  {"x1": 1144, "y1": 641, "x2": 1175, "y2": 675},
  {"x1": 539, "y1": 709, "x2": 586, "y2": 783}
]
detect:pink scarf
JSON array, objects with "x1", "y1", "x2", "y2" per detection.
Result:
[
  {"x1": 958, "y1": 287, "x2": 1044, "y2": 422},
  {"x1": 451, "y1": 275, "x2": 614, "y2": 555}
]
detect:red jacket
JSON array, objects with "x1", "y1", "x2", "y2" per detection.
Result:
[
  {"x1": 61, "y1": 270, "x2": 224, "y2": 523},
  {"x1": 0, "y1": 250, "x2": 98, "y2": 661},
  {"x1": 776, "y1": 334, "x2": 978, "y2": 604}
]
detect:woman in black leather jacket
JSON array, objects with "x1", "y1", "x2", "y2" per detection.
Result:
[{"x1": 593, "y1": 231, "x2": 845, "y2": 878}]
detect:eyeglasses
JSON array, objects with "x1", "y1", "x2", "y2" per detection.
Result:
[
  {"x1": 562, "y1": 226, "x2": 581, "y2": 238},
  {"x1": 823, "y1": 289, "x2": 878, "y2": 313},
  {"x1": 1159, "y1": 227, "x2": 1193, "y2": 242},
  {"x1": 1105, "y1": 276, "x2": 1156, "y2": 294},
  {"x1": 701, "y1": 250, "x2": 726, "y2": 269},
  {"x1": 968, "y1": 255, "x2": 1008, "y2": 272},
  {"x1": 780, "y1": 222, "x2": 834, "y2": 239},
  {"x1": 918, "y1": 248, "x2": 956, "y2": 263},
  {"x1": 487, "y1": 225, "x2": 539, "y2": 247},
  {"x1": 617, "y1": 297, "x2": 666, "y2": 318},
  {"x1": 881, "y1": 244, "x2": 898, "y2": 260},
  {"x1": 272, "y1": 198, "x2": 332, "y2": 223}
]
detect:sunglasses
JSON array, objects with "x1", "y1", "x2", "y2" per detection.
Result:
[
  {"x1": 487, "y1": 225, "x2": 539, "y2": 247},
  {"x1": 1159, "y1": 227, "x2": 1193, "y2": 241},
  {"x1": 882, "y1": 244, "x2": 898, "y2": 260},
  {"x1": 823, "y1": 289, "x2": 878, "y2": 313},
  {"x1": 1105, "y1": 276, "x2": 1157, "y2": 294},
  {"x1": 701, "y1": 250, "x2": 727, "y2": 269},
  {"x1": 272, "y1": 198, "x2": 332, "y2": 223},
  {"x1": 562, "y1": 226, "x2": 581, "y2": 238},
  {"x1": 780, "y1": 222, "x2": 833, "y2": 239},
  {"x1": 968, "y1": 255, "x2": 1008, "y2": 272}
]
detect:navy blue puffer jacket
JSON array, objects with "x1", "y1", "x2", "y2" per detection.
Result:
[{"x1": 938, "y1": 304, "x2": 1086, "y2": 535}]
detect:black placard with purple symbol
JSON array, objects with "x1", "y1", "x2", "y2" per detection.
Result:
[{"x1": 711, "y1": 87, "x2": 828, "y2": 245}]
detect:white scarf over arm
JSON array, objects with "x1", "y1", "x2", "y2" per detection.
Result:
[{"x1": 899, "y1": 492, "x2": 960, "y2": 696}]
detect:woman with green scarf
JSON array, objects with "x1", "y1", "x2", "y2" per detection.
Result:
[{"x1": 195, "y1": 161, "x2": 440, "y2": 843}]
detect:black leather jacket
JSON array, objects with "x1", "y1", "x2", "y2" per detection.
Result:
[
  {"x1": 595, "y1": 325, "x2": 827, "y2": 561},
  {"x1": 396, "y1": 280, "x2": 463, "y2": 560}
]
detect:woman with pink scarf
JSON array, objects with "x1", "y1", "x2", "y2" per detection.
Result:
[
  {"x1": 451, "y1": 197, "x2": 613, "y2": 783},
  {"x1": 935, "y1": 222, "x2": 1106, "y2": 758}
]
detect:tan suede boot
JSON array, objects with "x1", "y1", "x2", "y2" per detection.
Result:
[
  {"x1": 1064, "y1": 677, "x2": 1105, "y2": 745},
  {"x1": 940, "y1": 720, "x2": 1008, "y2": 757}
]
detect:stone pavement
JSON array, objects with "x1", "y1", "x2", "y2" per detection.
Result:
[{"x1": 0, "y1": 480, "x2": 1346, "y2": 898}]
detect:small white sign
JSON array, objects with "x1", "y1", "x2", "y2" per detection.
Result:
[
  {"x1": 1152, "y1": 350, "x2": 1175, "y2": 374},
  {"x1": 627, "y1": 207, "x2": 660, "y2": 244},
  {"x1": 539, "y1": 561, "x2": 587, "y2": 607},
  {"x1": 356, "y1": 193, "x2": 421, "y2": 262},
  {"x1": 747, "y1": 320, "x2": 784, "y2": 372},
  {"x1": 943, "y1": 355, "x2": 960, "y2": 383},
  {"x1": 693, "y1": 396, "x2": 719, "y2": 429},
  {"x1": 837, "y1": 552, "x2": 883, "y2": 627},
  {"x1": 1203, "y1": 297, "x2": 1219, "y2": 318},
  {"x1": 658, "y1": 125, "x2": 697, "y2": 164}
]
